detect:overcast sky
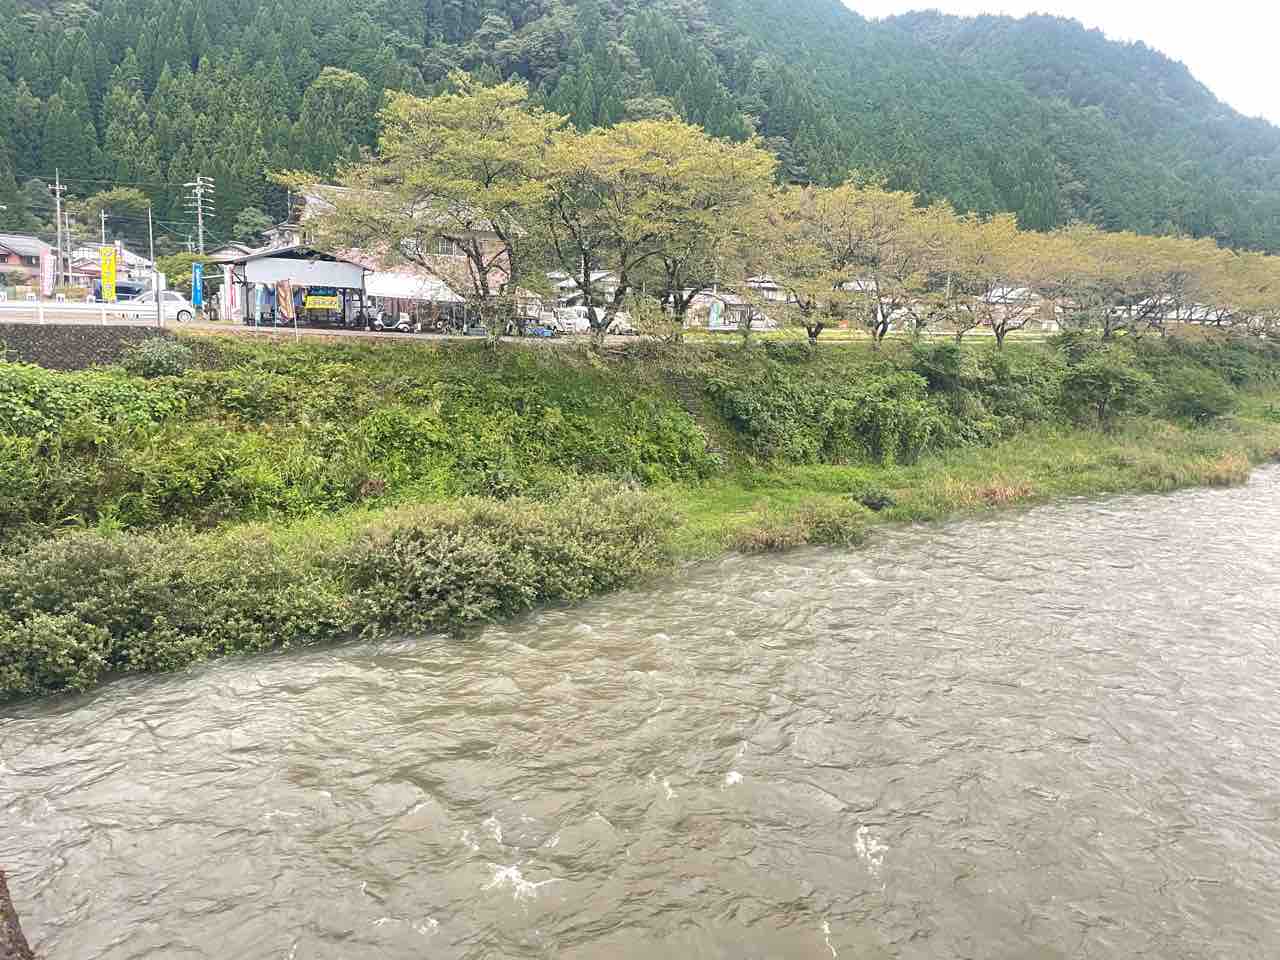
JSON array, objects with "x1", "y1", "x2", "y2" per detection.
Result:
[{"x1": 845, "y1": 1, "x2": 1280, "y2": 126}]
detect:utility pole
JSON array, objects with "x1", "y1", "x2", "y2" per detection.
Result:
[
  {"x1": 64, "y1": 210, "x2": 73, "y2": 286},
  {"x1": 100, "y1": 208, "x2": 107, "y2": 245},
  {"x1": 184, "y1": 174, "x2": 214, "y2": 254},
  {"x1": 51, "y1": 171, "x2": 66, "y2": 290},
  {"x1": 148, "y1": 204, "x2": 161, "y2": 328}
]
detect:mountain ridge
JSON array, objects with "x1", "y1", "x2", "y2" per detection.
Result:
[{"x1": 0, "y1": 0, "x2": 1276, "y2": 252}]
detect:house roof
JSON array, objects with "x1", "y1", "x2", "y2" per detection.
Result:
[
  {"x1": 0, "y1": 233, "x2": 52, "y2": 258},
  {"x1": 207, "y1": 242, "x2": 262, "y2": 263},
  {"x1": 225, "y1": 244, "x2": 367, "y2": 268},
  {"x1": 554, "y1": 270, "x2": 617, "y2": 291}
]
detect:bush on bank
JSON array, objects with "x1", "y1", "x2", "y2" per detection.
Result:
[
  {"x1": 0, "y1": 340, "x2": 719, "y2": 532},
  {"x1": 0, "y1": 483, "x2": 676, "y2": 699},
  {"x1": 3, "y1": 333, "x2": 1279, "y2": 539}
]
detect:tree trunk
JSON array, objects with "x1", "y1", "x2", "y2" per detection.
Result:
[{"x1": 0, "y1": 870, "x2": 35, "y2": 960}]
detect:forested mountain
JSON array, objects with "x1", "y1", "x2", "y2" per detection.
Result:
[{"x1": 1, "y1": 0, "x2": 1277, "y2": 254}]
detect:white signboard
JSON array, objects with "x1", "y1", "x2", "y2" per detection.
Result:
[{"x1": 244, "y1": 257, "x2": 364, "y2": 289}]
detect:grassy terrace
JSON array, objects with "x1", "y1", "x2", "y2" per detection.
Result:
[{"x1": 2, "y1": 331, "x2": 1279, "y2": 700}]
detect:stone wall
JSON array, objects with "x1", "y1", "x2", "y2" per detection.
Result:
[{"x1": 0, "y1": 324, "x2": 174, "y2": 371}]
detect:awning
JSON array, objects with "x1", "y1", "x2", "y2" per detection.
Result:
[{"x1": 365, "y1": 271, "x2": 463, "y2": 303}]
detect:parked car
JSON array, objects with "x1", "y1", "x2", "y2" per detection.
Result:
[
  {"x1": 131, "y1": 290, "x2": 195, "y2": 323},
  {"x1": 96, "y1": 279, "x2": 149, "y2": 302}
]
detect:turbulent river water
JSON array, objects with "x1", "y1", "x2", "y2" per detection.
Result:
[{"x1": 5, "y1": 470, "x2": 1280, "y2": 959}]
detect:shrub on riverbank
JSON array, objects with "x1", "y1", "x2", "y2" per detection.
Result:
[
  {"x1": 0, "y1": 483, "x2": 675, "y2": 699},
  {"x1": 3, "y1": 333, "x2": 1279, "y2": 540},
  {"x1": 0, "y1": 340, "x2": 718, "y2": 532}
]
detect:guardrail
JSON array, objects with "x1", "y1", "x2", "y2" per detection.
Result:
[{"x1": 0, "y1": 300, "x2": 170, "y2": 325}]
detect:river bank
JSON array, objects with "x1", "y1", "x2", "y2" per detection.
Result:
[{"x1": 3, "y1": 332, "x2": 1280, "y2": 700}]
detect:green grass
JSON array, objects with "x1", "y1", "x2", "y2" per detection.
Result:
[{"x1": 664, "y1": 415, "x2": 1280, "y2": 558}]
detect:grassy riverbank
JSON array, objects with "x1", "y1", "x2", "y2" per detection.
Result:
[{"x1": 3, "y1": 332, "x2": 1280, "y2": 700}]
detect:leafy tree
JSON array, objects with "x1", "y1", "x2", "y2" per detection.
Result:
[
  {"x1": 231, "y1": 207, "x2": 274, "y2": 245},
  {"x1": 639, "y1": 129, "x2": 776, "y2": 334},
  {"x1": 0, "y1": 153, "x2": 32, "y2": 231},
  {"x1": 949, "y1": 213, "x2": 1053, "y2": 347},
  {"x1": 155, "y1": 252, "x2": 210, "y2": 297},
  {"x1": 304, "y1": 73, "x2": 566, "y2": 337},
  {"x1": 539, "y1": 119, "x2": 765, "y2": 342},
  {"x1": 1061, "y1": 347, "x2": 1155, "y2": 426},
  {"x1": 297, "y1": 67, "x2": 376, "y2": 175}
]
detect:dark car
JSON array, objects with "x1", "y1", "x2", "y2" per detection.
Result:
[{"x1": 94, "y1": 279, "x2": 149, "y2": 302}]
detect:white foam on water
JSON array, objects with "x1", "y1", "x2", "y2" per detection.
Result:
[
  {"x1": 724, "y1": 771, "x2": 744, "y2": 787},
  {"x1": 460, "y1": 830, "x2": 480, "y2": 852},
  {"x1": 483, "y1": 864, "x2": 558, "y2": 901},
  {"x1": 483, "y1": 816, "x2": 503, "y2": 845},
  {"x1": 855, "y1": 826, "x2": 888, "y2": 877},
  {"x1": 372, "y1": 917, "x2": 440, "y2": 937},
  {"x1": 663, "y1": 778, "x2": 677, "y2": 800},
  {"x1": 543, "y1": 832, "x2": 561, "y2": 849},
  {"x1": 822, "y1": 920, "x2": 838, "y2": 958}
]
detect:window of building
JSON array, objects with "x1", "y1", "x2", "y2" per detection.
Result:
[{"x1": 435, "y1": 237, "x2": 463, "y2": 257}]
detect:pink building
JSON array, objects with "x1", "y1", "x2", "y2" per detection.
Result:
[{"x1": 0, "y1": 233, "x2": 54, "y2": 296}]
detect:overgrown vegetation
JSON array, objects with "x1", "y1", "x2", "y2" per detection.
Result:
[
  {"x1": 0, "y1": 483, "x2": 673, "y2": 698},
  {"x1": 3, "y1": 330, "x2": 1280, "y2": 700}
]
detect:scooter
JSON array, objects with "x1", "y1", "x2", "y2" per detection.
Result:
[{"x1": 372, "y1": 311, "x2": 414, "y2": 334}]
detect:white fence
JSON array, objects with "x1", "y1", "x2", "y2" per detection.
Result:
[{"x1": 0, "y1": 300, "x2": 169, "y2": 325}]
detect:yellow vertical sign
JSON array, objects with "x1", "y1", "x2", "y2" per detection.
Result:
[{"x1": 100, "y1": 247, "x2": 118, "y2": 302}]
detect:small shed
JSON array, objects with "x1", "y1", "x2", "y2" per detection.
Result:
[{"x1": 227, "y1": 245, "x2": 369, "y2": 327}]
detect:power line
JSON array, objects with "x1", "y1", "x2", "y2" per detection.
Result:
[{"x1": 14, "y1": 171, "x2": 246, "y2": 191}]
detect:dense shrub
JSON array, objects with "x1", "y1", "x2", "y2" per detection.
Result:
[
  {"x1": 121, "y1": 339, "x2": 195, "y2": 378},
  {"x1": 1, "y1": 335, "x2": 1278, "y2": 539},
  {"x1": 911, "y1": 341, "x2": 965, "y2": 394},
  {"x1": 0, "y1": 362, "x2": 185, "y2": 437},
  {"x1": 0, "y1": 344, "x2": 716, "y2": 534},
  {"x1": 0, "y1": 485, "x2": 675, "y2": 699},
  {"x1": 708, "y1": 361, "x2": 965, "y2": 465},
  {"x1": 1061, "y1": 348, "x2": 1156, "y2": 425},
  {"x1": 974, "y1": 348, "x2": 1066, "y2": 424},
  {"x1": 1159, "y1": 366, "x2": 1238, "y2": 423}
]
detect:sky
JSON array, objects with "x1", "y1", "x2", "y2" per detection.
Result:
[{"x1": 844, "y1": 1, "x2": 1280, "y2": 126}]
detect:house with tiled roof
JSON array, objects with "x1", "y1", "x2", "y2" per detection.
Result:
[{"x1": 0, "y1": 233, "x2": 54, "y2": 296}]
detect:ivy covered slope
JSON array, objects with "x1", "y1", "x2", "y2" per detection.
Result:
[
  {"x1": 4, "y1": 333, "x2": 1280, "y2": 700},
  {"x1": 1, "y1": 0, "x2": 1278, "y2": 251}
]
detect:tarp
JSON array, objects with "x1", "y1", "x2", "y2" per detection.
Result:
[{"x1": 365, "y1": 271, "x2": 463, "y2": 303}]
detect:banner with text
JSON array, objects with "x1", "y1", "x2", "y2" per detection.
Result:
[{"x1": 100, "y1": 247, "x2": 117, "y2": 302}]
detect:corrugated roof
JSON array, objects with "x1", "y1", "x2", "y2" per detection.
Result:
[{"x1": 0, "y1": 233, "x2": 52, "y2": 257}]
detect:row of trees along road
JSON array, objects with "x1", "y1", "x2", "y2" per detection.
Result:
[{"x1": 300, "y1": 73, "x2": 1280, "y2": 348}]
